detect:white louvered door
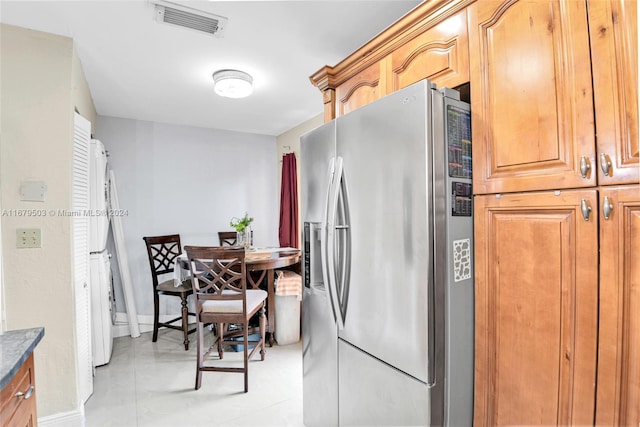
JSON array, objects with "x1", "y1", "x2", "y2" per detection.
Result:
[{"x1": 73, "y1": 112, "x2": 93, "y2": 403}]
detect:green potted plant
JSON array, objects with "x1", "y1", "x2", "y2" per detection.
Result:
[{"x1": 230, "y1": 212, "x2": 254, "y2": 249}]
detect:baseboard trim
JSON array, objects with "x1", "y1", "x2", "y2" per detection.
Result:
[
  {"x1": 38, "y1": 409, "x2": 84, "y2": 427},
  {"x1": 112, "y1": 312, "x2": 195, "y2": 338}
]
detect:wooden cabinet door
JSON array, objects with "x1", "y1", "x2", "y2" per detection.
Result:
[
  {"x1": 474, "y1": 190, "x2": 598, "y2": 426},
  {"x1": 596, "y1": 185, "x2": 640, "y2": 426},
  {"x1": 335, "y1": 62, "x2": 383, "y2": 118},
  {"x1": 588, "y1": 0, "x2": 639, "y2": 185},
  {"x1": 389, "y1": 9, "x2": 469, "y2": 91},
  {"x1": 1, "y1": 353, "x2": 37, "y2": 427},
  {"x1": 468, "y1": 0, "x2": 596, "y2": 194}
]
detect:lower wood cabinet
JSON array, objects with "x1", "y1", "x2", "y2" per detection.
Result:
[
  {"x1": 474, "y1": 189, "x2": 599, "y2": 426},
  {"x1": 474, "y1": 185, "x2": 640, "y2": 426},
  {"x1": 596, "y1": 185, "x2": 640, "y2": 425},
  {"x1": 1, "y1": 353, "x2": 37, "y2": 427}
]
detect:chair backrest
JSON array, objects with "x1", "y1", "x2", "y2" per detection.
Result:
[
  {"x1": 143, "y1": 234, "x2": 182, "y2": 287},
  {"x1": 184, "y1": 246, "x2": 247, "y2": 309},
  {"x1": 218, "y1": 231, "x2": 238, "y2": 246}
]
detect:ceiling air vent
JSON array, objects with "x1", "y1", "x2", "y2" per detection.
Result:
[{"x1": 152, "y1": 0, "x2": 227, "y2": 37}]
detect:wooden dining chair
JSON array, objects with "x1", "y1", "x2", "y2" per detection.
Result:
[
  {"x1": 143, "y1": 234, "x2": 195, "y2": 350},
  {"x1": 218, "y1": 231, "x2": 238, "y2": 246},
  {"x1": 185, "y1": 245, "x2": 267, "y2": 392}
]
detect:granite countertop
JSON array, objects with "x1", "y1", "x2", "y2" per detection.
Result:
[{"x1": 0, "y1": 327, "x2": 45, "y2": 390}]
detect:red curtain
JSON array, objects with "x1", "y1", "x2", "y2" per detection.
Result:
[{"x1": 279, "y1": 153, "x2": 299, "y2": 248}]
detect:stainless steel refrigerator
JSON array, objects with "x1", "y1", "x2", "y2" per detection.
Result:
[{"x1": 301, "y1": 79, "x2": 474, "y2": 426}]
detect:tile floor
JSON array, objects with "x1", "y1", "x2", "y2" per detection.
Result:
[{"x1": 84, "y1": 329, "x2": 304, "y2": 427}]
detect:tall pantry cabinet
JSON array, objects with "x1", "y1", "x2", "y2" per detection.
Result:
[{"x1": 469, "y1": 0, "x2": 638, "y2": 425}]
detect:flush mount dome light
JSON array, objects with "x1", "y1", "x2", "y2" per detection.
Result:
[{"x1": 212, "y1": 69, "x2": 253, "y2": 98}]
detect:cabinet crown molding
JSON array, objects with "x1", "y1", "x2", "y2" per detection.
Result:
[{"x1": 309, "y1": 0, "x2": 474, "y2": 90}]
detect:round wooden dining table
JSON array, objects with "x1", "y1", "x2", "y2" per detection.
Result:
[{"x1": 245, "y1": 249, "x2": 301, "y2": 346}]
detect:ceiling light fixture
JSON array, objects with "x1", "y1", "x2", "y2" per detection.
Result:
[{"x1": 212, "y1": 69, "x2": 253, "y2": 99}]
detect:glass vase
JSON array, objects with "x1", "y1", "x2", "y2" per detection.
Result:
[{"x1": 237, "y1": 228, "x2": 252, "y2": 250}]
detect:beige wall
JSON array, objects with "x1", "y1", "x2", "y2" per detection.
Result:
[
  {"x1": 276, "y1": 113, "x2": 323, "y2": 246},
  {"x1": 72, "y1": 45, "x2": 98, "y2": 128},
  {"x1": 1, "y1": 23, "x2": 96, "y2": 419}
]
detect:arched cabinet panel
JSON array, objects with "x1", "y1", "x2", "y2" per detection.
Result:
[
  {"x1": 390, "y1": 9, "x2": 469, "y2": 91},
  {"x1": 335, "y1": 62, "x2": 382, "y2": 117}
]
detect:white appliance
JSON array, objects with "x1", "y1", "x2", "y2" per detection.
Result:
[{"x1": 89, "y1": 139, "x2": 115, "y2": 367}]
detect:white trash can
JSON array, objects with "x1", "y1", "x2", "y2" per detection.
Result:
[
  {"x1": 274, "y1": 294, "x2": 301, "y2": 345},
  {"x1": 274, "y1": 270, "x2": 302, "y2": 345}
]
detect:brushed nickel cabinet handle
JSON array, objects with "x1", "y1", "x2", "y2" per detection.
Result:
[
  {"x1": 581, "y1": 199, "x2": 592, "y2": 221},
  {"x1": 15, "y1": 385, "x2": 34, "y2": 400},
  {"x1": 580, "y1": 156, "x2": 591, "y2": 178},
  {"x1": 600, "y1": 153, "x2": 612, "y2": 176},
  {"x1": 603, "y1": 196, "x2": 614, "y2": 220}
]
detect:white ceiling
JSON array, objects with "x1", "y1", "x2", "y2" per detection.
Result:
[{"x1": 1, "y1": 0, "x2": 422, "y2": 136}]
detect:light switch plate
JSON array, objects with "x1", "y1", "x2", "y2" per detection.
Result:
[{"x1": 16, "y1": 228, "x2": 41, "y2": 248}]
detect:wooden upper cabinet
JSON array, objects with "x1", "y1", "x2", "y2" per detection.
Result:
[
  {"x1": 596, "y1": 185, "x2": 640, "y2": 426},
  {"x1": 310, "y1": 0, "x2": 474, "y2": 120},
  {"x1": 388, "y1": 9, "x2": 469, "y2": 92},
  {"x1": 468, "y1": 0, "x2": 597, "y2": 194},
  {"x1": 474, "y1": 189, "x2": 599, "y2": 426},
  {"x1": 335, "y1": 61, "x2": 383, "y2": 118},
  {"x1": 588, "y1": 0, "x2": 639, "y2": 185}
]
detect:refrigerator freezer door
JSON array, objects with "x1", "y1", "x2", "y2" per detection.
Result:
[
  {"x1": 302, "y1": 285, "x2": 339, "y2": 427},
  {"x1": 301, "y1": 122, "x2": 339, "y2": 426},
  {"x1": 336, "y1": 80, "x2": 434, "y2": 384},
  {"x1": 338, "y1": 339, "x2": 429, "y2": 426}
]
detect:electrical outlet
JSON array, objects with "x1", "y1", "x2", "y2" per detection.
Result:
[{"x1": 16, "y1": 228, "x2": 41, "y2": 248}]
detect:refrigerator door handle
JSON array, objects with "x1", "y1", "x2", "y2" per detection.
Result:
[
  {"x1": 320, "y1": 157, "x2": 340, "y2": 325},
  {"x1": 325, "y1": 156, "x2": 346, "y2": 330},
  {"x1": 427, "y1": 268, "x2": 437, "y2": 388},
  {"x1": 335, "y1": 157, "x2": 351, "y2": 328}
]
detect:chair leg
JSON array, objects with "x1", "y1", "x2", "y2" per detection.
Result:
[
  {"x1": 152, "y1": 292, "x2": 160, "y2": 342},
  {"x1": 260, "y1": 304, "x2": 266, "y2": 361},
  {"x1": 195, "y1": 318, "x2": 203, "y2": 390},
  {"x1": 218, "y1": 323, "x2": 224, "y2": 359},
  {"x1": 181, "y1": 295, "x2": 189, "y2": 351},
  {"x1": 243, "y1": 326, "x2": 249, "y2": 393}
]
